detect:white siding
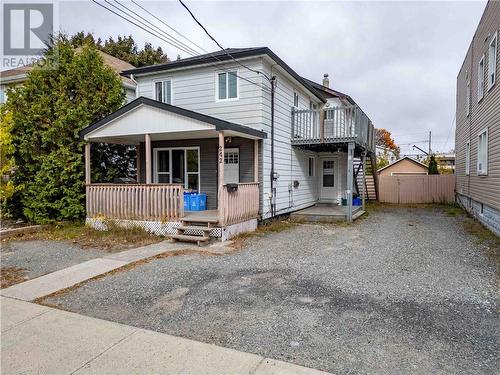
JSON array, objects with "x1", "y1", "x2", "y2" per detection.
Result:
[{"x1": 136, "y1": 59, "x2": 265, "y2": 131}]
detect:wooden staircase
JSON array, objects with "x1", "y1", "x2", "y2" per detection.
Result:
[
  {"x1": 170, "y1": 218, "x2": 219, "y2": 246},
  {"x1": 353, "y1": 156, "x2": 378, "y2": 200}
]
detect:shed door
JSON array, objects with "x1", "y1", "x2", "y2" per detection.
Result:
[{"x1": 224, "y1": 148, "x2": 239, "y2": 184}]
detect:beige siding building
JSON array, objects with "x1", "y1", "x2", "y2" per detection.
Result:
[
  {"x1": 378, "y1": 157, "x2": 428, "y2": 177},
  {"x1": 455, "y1": 1, "x2": 500, "y2": 235}
]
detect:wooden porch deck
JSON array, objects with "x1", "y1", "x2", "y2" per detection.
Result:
[{"x1": 290, "y1": 204, "x2": 364, "y2": 222}]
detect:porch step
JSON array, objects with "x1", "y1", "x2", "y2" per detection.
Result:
[
  {"x1": 170, "y1": 234, "x2": 210, "y2": 246},
  {"x1": 176, "y1": 225, "x2": 212, "y2": 233},
  {"x1": 181, "y1": 218, "x2": 219, "y2": 225}
]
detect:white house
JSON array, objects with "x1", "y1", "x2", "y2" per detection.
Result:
[{"x1": 80, "y1": 47, "x2": 376, "y2": 242}]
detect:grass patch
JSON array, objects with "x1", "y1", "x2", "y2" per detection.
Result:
[
  {"x1": 5, "y1": 220, "x2": 164, "y2": 251},
  {"x1": 0, "y1": 267, "x2": 27, "y2": 288},
  {"x1": 462, "y1": 217, "x2": 500, "y2": 265},
  {"x1": 231, "y1": 219, "x2": 298, "y2": 250},
  {"x1": 443, "y1": 204, "x2": 464, "y2": 217}
]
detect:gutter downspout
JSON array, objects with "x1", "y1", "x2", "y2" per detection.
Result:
[
  {"x1": 130, "y1": 74, "x2": 139, "y2": 99},
  {"x1": 270, "y1": 76, "x2": 277, "y2": 217}
]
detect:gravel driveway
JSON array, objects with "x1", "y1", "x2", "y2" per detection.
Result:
[{"x1": 45, "y1": 207, "x2": 499, "y2": 374}]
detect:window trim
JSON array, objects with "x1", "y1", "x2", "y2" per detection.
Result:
[
  {"x1": 153, "y1": 146, "x2": 200, "y2": 190},
  {"x1": 477, "y1": 55, "x2": 485, "y2": 102},
  {"x1": 488, "y1": 31, "x2": 497, "y2": 91},
  {"x1": 215, "y1": 70, "x2": 239, "y2": 102},
  {"x1": 152, "y1": 79, "x2": 173, "y2": 105},
  {"x1": 477, "y1": 128, "x2": 488, "y2": 176},
  {"x1": 465, "y1": 139, "x2": 470, "y2": 175},
  {"x1": 308, "y1": 156, "x2": 315, "y2": 177}
]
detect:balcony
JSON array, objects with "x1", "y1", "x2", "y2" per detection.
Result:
[{"x1": 291, "y1": 105, "x2": 375, "y2": 152}]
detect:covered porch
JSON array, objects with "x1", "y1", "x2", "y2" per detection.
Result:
[{"x1": 81, "y1": 97, "x2": 266, "y2": 240}]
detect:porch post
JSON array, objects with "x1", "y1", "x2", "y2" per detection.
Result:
[
  {"x1": 85, "y1": 143, "x2": 91, "y2": 185},
  {"x1": 254, "y1": 139, "x2": 259, "y2": 182},
  {"x1": 145, "y1": 134, "x2": 152, "y2": 184},
  {"x1": 361, "y1": 152, "x2": 366, "y2": 211},
  {"x1": 136, "y1": 143, "x2": 142, "y2": 183},
  {"x1": 218, "y1": 131, "x2": 225, "y2": 225},
  {"x1": 347, "y1": 142, "x2": 354, "y2": 222}
]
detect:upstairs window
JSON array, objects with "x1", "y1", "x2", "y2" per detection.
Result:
[
  {"x1": 488, "y1": 32, "x2": 497, "y2": 90},
  {"x1": 477, "y1": 129, "x2": 488, "y2": 175},
  {"x1": 465, "y1": 140, "x2": 470, "y2": 175},
  {"x1": 155, "y1": 80, "x2": 172, "y2": 104},
  {"x1": 293, "y1": 92, "x2": 299, "y2": 108},
  {"x1": 478, "y1": 56, "x2": 485, "y2": 101},
  {"x1": 0, "y1": 87, "x2": 5, "y2": 104},
  {"x1": 217, "y1": 71, "x2": 238, "y2": 100}
]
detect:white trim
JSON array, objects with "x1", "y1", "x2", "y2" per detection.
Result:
[
  {"x1": 466, "y1": 76, "x2": 470, "y2": 116},
  {"x1": 215, "y1": 69, "x2": 239, "y2": 102},
  {"x1": 153, "y1": 146, "x2": 200, "y2": 190},
  {"x1": 477, "y1": 128, "x2": 488, "y2": 176},
  {"x1": 478, "y1": 55, "x2": 485, "y2": 101},
  {"x1": 152, "y1": 78, "x2": 173, "y2": 104},
  {"x1": 488, "y1": 31, "x2": 497, "y2": 91},
  {"x1": 293, "y1": 91, "x2": 300, "y2": 108},
  {"x1": 390, "y1": 172, "x2": 428, "y2": 176}
]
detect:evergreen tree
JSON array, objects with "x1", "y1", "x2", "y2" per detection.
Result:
[
  {"x1": 7, "y1": 40, "x2": 125, "y2": 223},
  {"x1": 428, "y1": 155, "x2": 440, "y2": 175}
]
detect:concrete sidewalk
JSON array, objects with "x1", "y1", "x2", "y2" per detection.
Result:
[
  {"x1": 1, "y1": 297, "x2": 329, "y2": 374},
  {"x1": 0, "y1": 241, "x2": 199, "y2": 301}
]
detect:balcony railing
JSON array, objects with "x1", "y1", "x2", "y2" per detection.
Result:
[{"x1": 291, "y1": 105, "x2": 375, "y2": 152}]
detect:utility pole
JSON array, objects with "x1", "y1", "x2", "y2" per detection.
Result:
[{"x1": 428, "y1": 131, "x2": 432, "y2": 155}]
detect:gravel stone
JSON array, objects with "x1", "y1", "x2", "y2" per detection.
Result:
[{"x1": 45, "y1": 207, "x2": 499, "y2": 374}]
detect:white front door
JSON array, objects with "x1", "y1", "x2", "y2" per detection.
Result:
[
  {"x1": 224, "y1": 148, "x2": 239, "y2": 184},
  {"x1": 320, "y1": 158, "x2": 337, "y2": 201}
]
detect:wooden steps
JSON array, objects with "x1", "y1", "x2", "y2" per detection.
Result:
[
  {"x1": 353, "y1": 157, "x2": 378, "y2": 200},
  {"x1": 170, "y1": 219, "x2": 220, "y2": 246}
]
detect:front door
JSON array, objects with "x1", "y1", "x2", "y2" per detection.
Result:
[{"x1": 320, "y1": 158, "x2": 337, "y2": 201}]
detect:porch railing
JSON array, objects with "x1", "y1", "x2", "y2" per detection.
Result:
[
  {"x1": 86, "y1": 184, "x2": 184, "y2": 221},
  {"x1": 219, "y1": 182, "x2": 260, "y2": 226},
  {"x1": 291, "y1": 105, "x2": 375, "y2": 152}
]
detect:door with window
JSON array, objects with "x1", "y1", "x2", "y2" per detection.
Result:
[
  {"x1": 320, "y1": 158, "x2": 337, "y2": 201},
  {"x1": 224, "y1": 148, "x2": 239, "y2": 184},
  {"x1": 154, "y1": 147, "x2": 200, "y2": 191}
]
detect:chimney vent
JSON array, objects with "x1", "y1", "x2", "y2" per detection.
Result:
[{"x1": 322, "y1": 73, "x2": 329, "y2": 88}]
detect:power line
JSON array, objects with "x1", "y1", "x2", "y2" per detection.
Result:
[
  {"x1": 177, "y1": 0, "x2": 272, "y2": 81},
  {"x1": 92, "y1": 0, "x2": 269, "y2": 92}
]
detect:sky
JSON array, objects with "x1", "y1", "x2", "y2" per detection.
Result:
[{"x1": 56, "y1": 0, "x2": 487, "y2": 155}]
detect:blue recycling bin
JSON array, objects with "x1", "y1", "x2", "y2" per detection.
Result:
[
  {"x1": 183, "y1": 192, "x2": 193, "y2": 211},
  {"x1": 189, "y1": 193, "x2": 207, "y2": 211},
  {"x1": 353, "y1": 197, "x2": 362, "y2": 206}
]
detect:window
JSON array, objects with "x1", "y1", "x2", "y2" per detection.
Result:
[
  {"x1": 217, "y1": 71, "x2": 238, "y2": 100},
  {"x1": 308, "y1": 157, "x2": 315, "y2": 177},
  {"x1": 322, "y1": 160, "x2": 334, "y2": 187},
  {"x1": 478, "y1": 56, "x2": 485, "y2": 101},
  {"x1": 154, "y1": 80, "x2": 172, "y2": 104},
  {"x1": 477, "y1": 129, "x2": 488, "y2": 175},
  {"x1": 293, "y1": 92, "x2": 299, "y2": 108},
  {"x1": 153, "y1": 147, "x2": 200, "y2": 190},
  {"x1": 0, "y1": 87, "x2": 4, "y2": 104},
  {"x1": 465, "y1": 140, "x2": 470, "y2": 175},
  {"x1": 488, "y1": 32, "x2": 497, "y2": 90}
]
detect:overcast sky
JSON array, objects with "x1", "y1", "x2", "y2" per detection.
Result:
[{"x1": 59, "y1": 0, "x2": 487, "y2": 155}]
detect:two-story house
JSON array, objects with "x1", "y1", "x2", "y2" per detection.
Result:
[
  {"x1": 456, "y1": 1, "x2": 500, "y2": 236},
  {"x1": 80, "y1": 47, "x2": 376, "y2": 242}
]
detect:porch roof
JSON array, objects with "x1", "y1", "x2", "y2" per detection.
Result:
[{"x1": 80, "y1": 97, "x2": 267, "y2": 144}]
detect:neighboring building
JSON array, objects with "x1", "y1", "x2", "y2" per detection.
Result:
[
  {"x1": 0, "y1": 50, "x2": 137, "y2": 104},
  {"x1": 80, "y1": 47, "x2": 376, "y2": 241},
  {"x1": 377, "y1": 156, "x2": 428, "y2": 177},
  {"x1": 376, "y1": 146, "x2": 398, "y2": 164},
  {"x1": 456, "y1": 1, "x2": 500, "y2": 235},
  {"x1": 435, "y1": 153, "x2": 455, "y2": 173}
]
